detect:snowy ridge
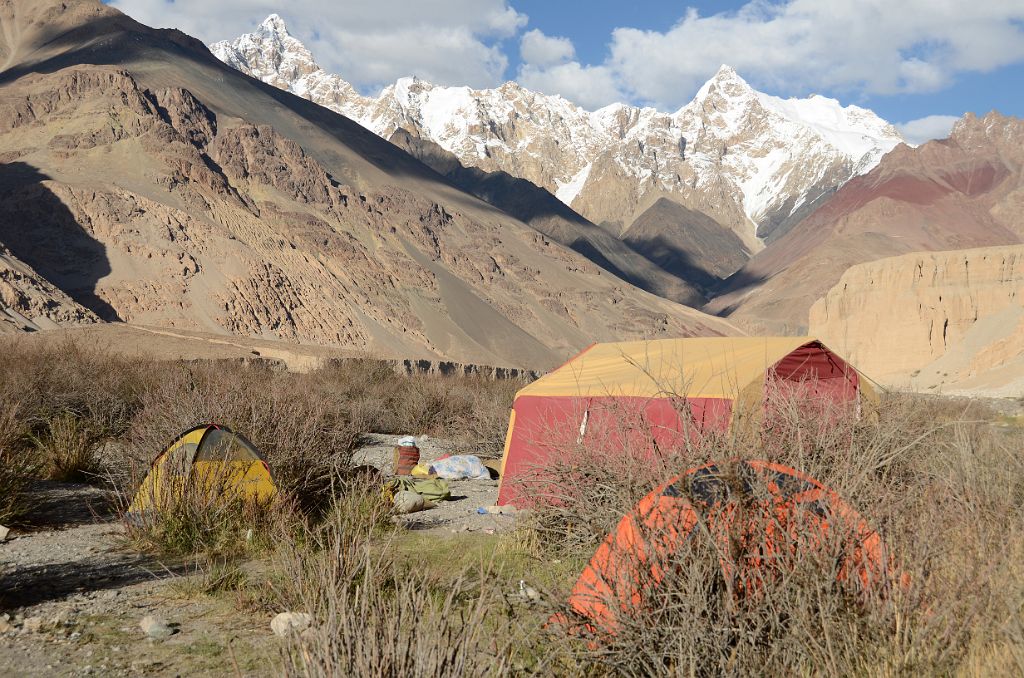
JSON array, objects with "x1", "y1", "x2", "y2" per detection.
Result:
[{"x1": 211, "y1": 17, "x2": 905, "y2": 238}]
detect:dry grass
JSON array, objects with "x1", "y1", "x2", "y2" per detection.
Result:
[
  {"x1": 0, "y1": 337, "x2": 520, "y2": 526},
  {"x1": 0, "y1": 400, "x2": 40, "y2": 523},
  {"x1": 519, "y1": 389, "x2": 1024, "y2": 676},
  {"x1": 310, "y1": 359, "x2": 522, "y2": 452},
  {"x1": 265, "y1": 491, "x2": 515, "y2": 677}
]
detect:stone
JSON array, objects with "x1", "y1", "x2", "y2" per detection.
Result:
[
  {"x1": 0, "y1": 525, "x2": 9, "y2": 542},
  {"x1": 270, "y1": 612, "x2": 312, "y2": 638},
  {"x1": 22, "y1": 616, "x2": 43, "y2": 633},
  {"x1": 139, "y1": 615, "x2": 175, "y2": 640},
  {"x1": 0, "y1": 618, "x2": 12, "y2": 634}
]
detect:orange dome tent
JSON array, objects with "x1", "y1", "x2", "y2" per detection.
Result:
[
  {"x1": 566, "y1": 460, "x2": 896, "y2": 635},
  {"x1": 496, "y1": 337, "x2": 877, "y2": 507}
]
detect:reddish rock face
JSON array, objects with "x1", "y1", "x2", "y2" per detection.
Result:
[{"x1": 708, "y1": 111, "x2": 1024, "y2": 333}]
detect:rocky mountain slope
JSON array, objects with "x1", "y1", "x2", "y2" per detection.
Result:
[
  {"x1": 0, "y1": 0, "x2": 735, "y2": 370},
  {"x1": 708, "y1": 111, "x2": 1024, "y2": 333},
  {"x1": 211, "y1": 15, "x2": 904, "y2": 245},
  {"x1": 809, "y1": 245, "x2": 1024, "y2": 397}
]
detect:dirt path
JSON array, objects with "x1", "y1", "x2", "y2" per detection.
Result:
[{"x1": 0, "y1": 483, "x2": 274, "y2": 676}]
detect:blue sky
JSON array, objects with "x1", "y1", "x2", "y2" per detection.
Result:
[
  {"x1": 111, "y1": 0, "x2": 1024, "y2": 142},
  {"x1": 507, "y1": 0, "x2": 1024, "y2": 126}
]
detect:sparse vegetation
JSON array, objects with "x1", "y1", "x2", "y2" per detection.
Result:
[
  {"x1": 6, "y1": 336, "x2": 1024, "y2": 675},
  {"x1": 0, "y1": 401, "x2": 40, "y2": 523},
  {"x1": 0, "y1": 337, "x2": 521, "y2": 525}
]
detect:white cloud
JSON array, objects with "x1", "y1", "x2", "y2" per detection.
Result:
[
  {"x1": 896, "y1": 115, "x2": 960, "y2": 145},
  {"x1": 516, "y1": 1, "x2": 1024, "y2": 111},
  {"x1": 518, "y1": 62, "x2": 624, "y2": 110},
  {"x1": 519, "y1": 29, "x2": 574, "y2": 67},
  {"x1": 109, "y1": 0, "x2": 526, "y2": 90},
  {"x1": 516, "y1": 29, "x2": 624, "y2": 109},
  {"x1": 602, "y1": 0, "x2": 1024, "y2": 109},
  {"x1": 109, "y1": 0, "x2": 1024, "y2": 115}
]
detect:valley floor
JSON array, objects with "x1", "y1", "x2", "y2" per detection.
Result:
[{"x1": 0, "y1": 434, "x2": 518, "y2": 677}]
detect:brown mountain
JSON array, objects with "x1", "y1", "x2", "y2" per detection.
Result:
[
  {"x1": 387, "y1": 129, "x2": 705, "y2": 306},
  {"x1": 707, "y1": 111, "x2": 1024, "y2": 332},
  {"x1": 621, "y1": 198, "x2": 752, "y2": 293},
  {"x1": 809, "y1": 245, "x2": 1024, "y2": 397},
  {"x1": 0, "y1": 0, "x2": 734, "y2": 369}
]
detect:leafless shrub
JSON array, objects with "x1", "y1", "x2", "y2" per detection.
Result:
[
  {"x1": 124, "y1": 462, "x2": 285, "y2": 558},
  {"x1": 112, "y1": 362, "x2": 361, "y2": 512},
  {"x1": 0, "y1": 400, "x2": 40, "y2": 523},
  {"x1": 308, "y1": 360, "x2": 522, "y2": 454},
  {"x1": 263, "y1": 490, "x2": 514, "y2": 677},
  {"x1": 524, "y1": 387, "x2": 1024, "y2": 675},
  {"x1": 29, "y1": 410, "x2": 106, "y2": 481}
]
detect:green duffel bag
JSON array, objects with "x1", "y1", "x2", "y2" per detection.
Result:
[
  {"x1": 411, "y1": 477, "x2": 451, "y2": 502},
  {"x1": 382, "y1": 477, "x2": 451, "y2": 503}
]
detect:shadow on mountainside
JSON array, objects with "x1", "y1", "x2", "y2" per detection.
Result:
[
  {"x1": 0, "y1": 11, "x2": 448, "y2": 186},
  {"x1": 0, "y1": 162, "x2": 119, "y2": 320}
]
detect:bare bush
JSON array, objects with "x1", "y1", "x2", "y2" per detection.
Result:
[
  {"x1": 259, "y1": 489, "x2": 513, "y2": 677},
  {"x1": 114, "y1": 362, "x2": 361, "y2": 512},
  {"x1": 124, "y1": 463, "x2": 285, "y2": 558},
  {"x1": 0, "y1": 400, "x2": 40, "y2": 523},
  {"x1": 525, "y1": 389, "x2": 1024, "y2": 675},
  {"x1": 29, "y1": 410, "x2": 105, "y2": 481},
  {"x1": 308, "y1": 361, "x2": 521, "y2": 453}
]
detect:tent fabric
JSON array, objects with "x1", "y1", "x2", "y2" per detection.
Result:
[
  {"x1": 497, "y1": 337, "x2": 875, "y2": 507},
  {"x1": 566, "y1": 460, "x2": 892, "y2": 635},
  {"x1": 515, "y1": 337, "x2": 829, "y2": 400},
  {"x1": 129, "y1": 424, "x2": 277, "y2": 513}
]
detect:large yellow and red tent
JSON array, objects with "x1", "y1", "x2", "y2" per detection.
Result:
[{"x1": 496, "y1": 337, "x2": 877, "y2": 507}]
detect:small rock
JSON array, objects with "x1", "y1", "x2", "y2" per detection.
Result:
[
  {"x1": 517, "y1": 580, "x2": 541, "y2": 603},
  {"x1": 49, "y1": 610, "x2": 71, "y2": 626},
  {"x1": 100, "y1": 590, "x2": 119, "y2": 601},
  {"x1": 0, "y1": 525, "x2": 9, "y2": 542},
  {"x1": 23, "y1": 616, "x2": 44, "y2": 633},
  {"x1": 139, "y1": 615, "x2": 175, "y2": 640},
  {"x1": 0, "y1": 618, "x2": 12, "y2": 634},
  {"x1": 270, "y1": 612, "x2": 313, "y2": 638},
  {"x1": 69, "y1": 632, "x2": 82, "y2": 641}
]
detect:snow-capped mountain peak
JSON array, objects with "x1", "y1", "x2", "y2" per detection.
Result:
[
  {"x1": 257, "y1": 13, "x2": 289, "y2": 35},
  {"x1": 691, "y1": 64, "x2": 756, "y2": 104},
  {"x1": 210, "y1": 15, "x2": 905, "y2": 241}
]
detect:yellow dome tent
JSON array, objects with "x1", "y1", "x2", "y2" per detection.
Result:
[{"x1": 129, "y1": 424, "x2": 277, "y2": 514}]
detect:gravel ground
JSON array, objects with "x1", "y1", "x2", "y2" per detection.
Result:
[
  {"x1": 353, "y1": 433, "x2": 519, "y2": 535},
  {"x1": 0, "y1": 434, "x2": 518, "y2": 676},
  {"x1": 0, "y1": 483, "x2": 273, "y2": 676}
]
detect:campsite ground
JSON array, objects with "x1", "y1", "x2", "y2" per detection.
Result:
[{"x1": 0, "y1": 434, "x2": 517, "y2": 677}]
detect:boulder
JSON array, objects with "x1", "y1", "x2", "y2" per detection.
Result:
[
  {"x1": 270, "y1": 612, "x2": 312, "y2": 637},
  {"x1": 139, "y1": 615, "x2": 175, "y2": 640}
]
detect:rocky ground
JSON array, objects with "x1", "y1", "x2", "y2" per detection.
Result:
[
  {"x1": 0, "y1": 482, "x2": 274, "y2": 676},
  {"x1": 353, "y1": 433, "x2": 516, "y2": 535},
  {"x1": 0, "y1": 434, "x2": 511, "y2": 676}
]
